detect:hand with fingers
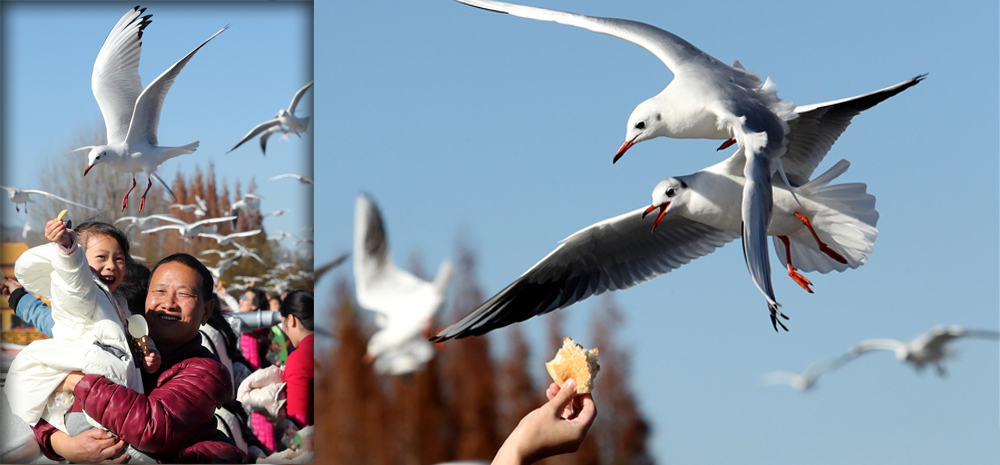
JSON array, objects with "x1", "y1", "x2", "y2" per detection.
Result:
[
  {"x1": 44, "y1": 216, "x2": 73, "y2": 248},
  {"x1": 50, "y1": 428, "x2": 129, "y2": 464},
  {"x1": 493, "y1": 378, "x2": 598, "y2": 465}
]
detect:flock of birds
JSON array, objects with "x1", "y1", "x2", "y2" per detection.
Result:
[
  {"x1": 2, "y1": 6, "x2": 314, "y2": 297},
  {"x1": 344, "y1": 0, "x2": 998, "y2": 384}
]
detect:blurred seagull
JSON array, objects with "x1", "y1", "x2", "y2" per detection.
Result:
[
  {"x1": 226, "y1": 81, "x2": 314, "y2": 155},
  {"x1": 197, "y1": 229, "x2": 263, "y2": 246},
  {"x1": 763, "y1": 355, "x2": 853, "y2": 392},
  {"x1": 293, "y1": 237, "x2": 314, "y2": 246},
  {"x1": 840, "y1": 325, "x2": 1000, "y2": 377},
  {"x1": 267, "y1": 231, "x2": 294, "y2": 242},
  {"x1": 267, "y1": 174, "x2": 313, "y2": 184},
  {"x1": 200, "y1": 248, "x2": 238, "y2": 259},
  {"x1": 227, "y1": 193, "x2": 263, "y2": 228},
  {"x1": 115, "y1": 214, "x2": 179, "y2": 233},
  {"x1": 355, "y1": 193, "x2": 453, "y2": 375},
  {"x1": 169, "y1": 195, "x2": 209, "y2": 219},
  {"x1": 22, "y1": 221, "x2": 33, "y2": 240},
  {"x1": 452, "y1": 0, "x2": 922, "y2": 331},
  {"x1": 141, "y1": 215, "x2": 236, "y2": 237},
  {"x1": 263, "y1": 209, "x2": 290, "y2": 218},
  {"x1": 82, "y1": 6, "x2": 228, "y2": 211},
  {"x1": 0, "y1": 185, "x2": 97, "y2": 214},
  {"x1": 434, "y1": 154, "x2": 877, "y2": 340},
  {"x1": 315, "y1": 252, "x2": 349, "y2": 283}
]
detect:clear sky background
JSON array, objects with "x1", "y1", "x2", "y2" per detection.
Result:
[
  {"x1": 318, "y1": 1, "x2": 998, "y2": 464},
  {"x1": 1, "y1": 2, "x2": 314, "y2": 261},
  {"x1": 2, "y1": 1, "x2": 998, "y2": 464}
]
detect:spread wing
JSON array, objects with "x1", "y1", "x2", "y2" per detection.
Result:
[{"x1": 92, "y1": 6, "x2": 151, "y2": 145}]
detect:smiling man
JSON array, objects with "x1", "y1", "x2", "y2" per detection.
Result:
[{"x1": 33, "y1": 253, "x2": 246, "y2": 464}]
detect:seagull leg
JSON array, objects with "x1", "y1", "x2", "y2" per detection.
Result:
[
  {"x1": 138, "y1": 177, "x2": 153, "y2": 212},
  {"x1": 778, "y1": 236, "x2": 813, "y2": 293},
  {"x1": 768, "y1": 302, "x2": 789, "y2": 332},
  {"x1": 122, "y1": 176, "x2": 137, "y2": 211},
  {"x1": 794, "y1": 213, "x2": 847, "y2": 264}
]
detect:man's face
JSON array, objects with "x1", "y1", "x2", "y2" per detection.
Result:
[{"x1": 145, "y1": 262, "x2": 212, "y2": 348}]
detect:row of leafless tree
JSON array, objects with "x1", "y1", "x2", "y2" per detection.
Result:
[{"x1": 316, "y1": 245, "x2": 655, "y2": 465}]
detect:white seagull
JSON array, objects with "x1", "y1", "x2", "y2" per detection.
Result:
[
  {"x1": 0, "y1": 185, "x2": 97, "y2": 214},
  {"x1": 141, "y1": 214, "x2": 236, "y2": 237},
  {"x1": 840, "y1": 325, "x2": 1000, "y2": 377},
  {"x1": 762, "y1": 354, "x2": 853, "y2": 392},
  {"x1": 267, "y1": 174, "x2": 313, "y2": 184},
  {"x1": 263, "y1": 209, "x2": 290, "y2": 218},
  {"x1": 228, "y1": 193, "x2": 263, "y2": 228},
  {"x1": 355, "y1": 193, "x2": 452, "y2": 374},
  {"x1": 451, "y1": 0, "x2": 922, "y2": 328},
  {"x1": 434, "y1": 152, "x2": 877, "y2": 340},
  {"x1": 82, "y1": 6, "x2": 227, "y2": 211},
  {"x1": 197, "y1": 229, "x2": 263, "y2": 246},
  {"x1": 169, "y1": 195, "x2": 209, "y2": 219},
  {"x1": 226, "y1": 81, "x2": 314, "y2": 155},
  {"x1": 114, "y1": 214, "x2": 179, "y2": 233}
]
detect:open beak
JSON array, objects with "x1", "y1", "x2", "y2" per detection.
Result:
[
  {"x1": 613, "y1": 137, "x2": 637, "y2": 164},
  {"x1": 642, "y1": 202, "x2": 671, "y2": 232}
]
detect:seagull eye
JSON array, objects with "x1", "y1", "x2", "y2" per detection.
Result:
[
  {"x1": 666, "y1": 188, "x2": 675, "y2": 197},
  {"x1": 635, "y1": 121, "x2": 646, "y2": 130}
]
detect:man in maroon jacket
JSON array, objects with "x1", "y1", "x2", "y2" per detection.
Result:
[{"x1": 33, "y1": 254, "x2": 247, "y2": 463}]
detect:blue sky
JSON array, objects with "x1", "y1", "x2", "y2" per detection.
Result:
[
  {"x1": 318, "y1": 1, "x2": 998, "y2": 463},
  {"x1": 3, "y1": 1, "x2": 998, "y2": 464},
  {"x1": 1, "y1": 2, "x2": 314, "y2": 259}
]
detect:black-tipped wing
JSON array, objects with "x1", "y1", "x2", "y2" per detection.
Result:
[{"x1": 433, "y1": 207, "x2": 739, "y2": 340}]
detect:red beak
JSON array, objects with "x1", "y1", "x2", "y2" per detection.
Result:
[
  {"x1": 84, "y1": 165, "x2": 92, "y2": 176},
  {"x1": 716, "y1": 138, "x2": 737, "y2": 151},
  {"x1": 642, "y1": 202, "x2": 671, "y2": 232},
  {"x1": 613, "y1": 138, "x2": 636, "y2": 164}
]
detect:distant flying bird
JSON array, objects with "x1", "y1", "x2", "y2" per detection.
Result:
[
  {"x1": 141, "y1": 215, "x2": 236, "y2": 237},
  {"x1": 267, "y1": 174, "x2": 313, "y2": 184},
  {"x1": 22, "y1": 221, "x2": 32, "y2": 240},
  {"x1": 263, "y1": 209, "x2": 290, "y2": 218},
  {"x1": 115, "y1": 214, "x2": 178, "y2": 233},
  {"x1": 354, "y1": 193, "x2": 453, "y2": 375},
  {"x1": 197, "y1": 229, "x2": 263, "y2": 246},
  {"x1": 226, "y1": 81, "x2": 314, "y2": 155},
  {"x1": 169, "y1": 195, "x2": 209, "y2": 219},
  {"x1": 763, "y1": 355, "x2": 853, "y2": 392},
  {"x1": 840, "y1": 325, "x2": 1000, "y2": 377},
  {"x1": 293, "y1": 237, "x2": 314, "y2": 246},
  {"x1": 227, "y1": 193, "x2": 263, "y2": 228},
  {"x1": 267, "y1": 231, "x2": 294, "y2": 242},
  {"x1": 433, "y1": 155, "x2": 877, "y2": 340},
  {"x1": 0, "y1": 185, "x2": 97, "y2": 214},
  {"x1": 81, "y1": 6, "x2": 227, "y2": 211}
]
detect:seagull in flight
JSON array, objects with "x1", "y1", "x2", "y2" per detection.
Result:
[
  {"x1": 762, "y1": 355, "x2": 853, "y2": 392},
  {"x1": 227, "y1": 193, "x2": 263, "y2": 228},
  {"x1": 839, "y1": 325, "x2": 1000, "y2": 377},
  {"x1": 451, "y1": 0, "x2": 922, "y2": 330},
  {"x1": 169, "y1": 195, "x2": 209, "y2": 219},
  {"x1": 434, "y1": 150, "x2": 878, "y2": 340},
  {"x1": 197, "y1": 229, "x2": 263, "y2": 246},
  {"x1": 82, "y1": 6, "x2": 228, "y2": 211},
  {"x1": 114, "y1": 214, "x2": 179, "y2": 233},
  {"x1": 263, "y1": 209, "x2": 290, "y2": 218},
  {"x1": 355, "y1": 193, "x2": 452, "y2": 373},
  {"x1": 141, "y1": 214, "x2": 236, "y2": 237},
  {"x1": 0, "y1": 185, "x2": 97, "y2": 214},
  {"x1": 226, "y1": 81, "x2": 314, "y2": 155},
  {"x1": 267, "y1": 174, "x2": 313, "y2": 184}
]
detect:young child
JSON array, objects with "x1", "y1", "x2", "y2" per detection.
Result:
[{"x1": 4, "y1": 216, "x2": 160, "y2": 460}]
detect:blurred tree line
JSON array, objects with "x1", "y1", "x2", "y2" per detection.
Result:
[{"x1": 317, "y1": 244, "x2": 655, "y2": 465}]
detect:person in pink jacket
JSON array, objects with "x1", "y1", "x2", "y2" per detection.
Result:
[{"x1": 33, "y1": 253, "x2": 246, "y2": 464}]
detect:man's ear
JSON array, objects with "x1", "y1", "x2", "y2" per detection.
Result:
[{"x1": 202, "y1": 297, "x2": 215, "y2": 325}]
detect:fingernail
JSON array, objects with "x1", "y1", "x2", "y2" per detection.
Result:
[{"x1": 565, "y1": 378, "x2": 576, "y2": 390}]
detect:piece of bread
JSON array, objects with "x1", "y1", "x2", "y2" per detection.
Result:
[{"x1": 545, "y1": 337, "x2": 600, "y2": 394}]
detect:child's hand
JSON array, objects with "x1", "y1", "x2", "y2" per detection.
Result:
[
  {"x1": 143, "y1": 348, "x2": 162, "y2": 374},
  {"x1": 44, "y1": 218, "x2": 72, "y2": 248}
]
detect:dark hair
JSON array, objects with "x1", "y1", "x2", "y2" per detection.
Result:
[
  {"x1": 245, "y1": 286, "x2": 268, "y2": 310},
  {"x1": 114, "y1": 261, "x2": 151, "y2": 315},
  {"x1": 279, "y1": 288, "x2": 314, "y2": 331},
  {"x1": 150, "y1": 253, "x2": 214, "y2": 302},
  {"x1": 206, "y1": 293, "x2": 239, "y2": 359},
  {"x1": 76, "y1": 221, "x2": 130, "y2": 257}
]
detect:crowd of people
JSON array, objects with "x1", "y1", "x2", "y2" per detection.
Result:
[{"x1": 0, "y1": 214, "x2": 314, "y2": 463}]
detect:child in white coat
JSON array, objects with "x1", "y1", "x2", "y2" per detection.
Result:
[{"x1": 4, "y1": 216, "x2": 160, "y2": 460}]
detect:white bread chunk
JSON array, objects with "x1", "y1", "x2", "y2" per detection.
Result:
[{"x1": 545, "y1": 337, "x2": 600, "y2": 394}]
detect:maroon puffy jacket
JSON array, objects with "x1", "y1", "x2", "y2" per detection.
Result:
[{"x1": 34, "y1": 335, "x2": 247, "y2": 463}]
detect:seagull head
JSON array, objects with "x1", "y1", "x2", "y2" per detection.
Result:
[
  {"x1": 84, "y1": 146, "x2": 108, "y2": 176},
  {"x1": 643, "y1": 177, "x2": 687, "y2": 232},
  {"x1": 615, "y1": 99, "x2": 664, "y2": 163}
]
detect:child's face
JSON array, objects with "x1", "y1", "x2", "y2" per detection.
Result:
[{"x1": 84, "y1": 234, "x2": 127, "y2": 292}]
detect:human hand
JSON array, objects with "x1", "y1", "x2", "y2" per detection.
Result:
[
  {"x1": 56, "y1": 371, "x2": 85, "y2": 393},
  {"x1": 0, "y1": 274, "x2": 23, "y2": 299},
  {"x1": 215, "y1": 281, "x2": 228, "y2": 296},
  {"x1": 143, "y1": 348, "x2": 162, "y2": 373},
  {"x1": 493, "y1": 378, "x2": 597, "y2": 465},
  {"x1": 50, "y1": 428, "x2": 128, "y2": 464},
  {"x1": 44, "y1": 218, "x2": 72, "y2": 248}
]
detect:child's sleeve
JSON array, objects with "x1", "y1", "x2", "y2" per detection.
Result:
[
  {"x1": 11, "y1": 290, "x2": 55, "y2": 337},
  {"x1": 17, "y1": 231, "x2": 103, "y2": 326}
]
